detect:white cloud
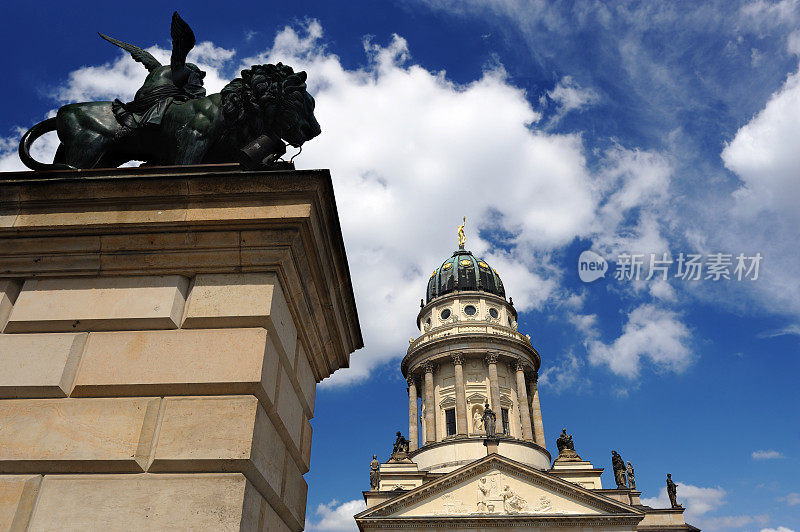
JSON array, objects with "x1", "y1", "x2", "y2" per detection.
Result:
[
  {"x1": 788, "y1": 30, "x2": 800, "y2": 55},
  {"x1": 588, "y1": 304, "x2": 692, "y2": 378},
  {"x1": 780, "y1": 492, "x2": 800, "y2": 505},
  {"x1": 723, "y1": 67, "x2": 800, "y2": 220},
  {"x1": 306, "y1": 499, "x2": 365, "y2": 531},
  {"x1": 757, "y1": 324, "x2": 800, "y2": 338},
  {"x1": 717, "y1": 64, "x2": 800, "y2": 318},
  {"x1": 543, "y1": 75, "x2": 600, "y2": 124},
  {"x1": 567, "y1": 313, "x2": 598, "y2": 336},
  {"x1": 702, "y1": 514, "x2": 769, "y2": 531},
  {"x1": 539, "y1": 351, "x2": 590, "y2": 393},
  {"x1": 239, "y1": 23, "x2": 607, "y2": 386},
  {"x1": 751, "y1": 449, "x2": 784, "y2": 459},
  {"x1": 760, "y1": 527, "x2": 796, "y2": 532},
  {"x1": 641, "y1": 483, "x2": 769, "y2": 532},
  {"x1": 641, "y1": 481, "x2": 726, "y2": 521}
]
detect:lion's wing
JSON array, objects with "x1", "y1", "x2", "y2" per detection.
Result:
[
  {"x1": 170, "y1": 11, "x2": 196, "y2": 73},
  {"x1": 98, "y1": 33, "x2": 161, "y2": 72}
]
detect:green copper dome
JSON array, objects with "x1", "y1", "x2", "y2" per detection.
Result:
[{"x1": 425, "y1": 248, "x2": 505, "y2": 303}]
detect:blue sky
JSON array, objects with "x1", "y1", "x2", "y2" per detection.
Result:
[{"x1": 2, "y1": 1, "x2": 799, "y2": 530}]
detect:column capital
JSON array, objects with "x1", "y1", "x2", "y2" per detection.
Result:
[
  {"x1": 485, "y1": 352, "x2": 499, "y2": 365},
  {"x1": 451, "y1": 353, "x2": 464, "y2": 365},
  {"x1": 513, "y1": 358, "x2": 528, "y2": 372},
  {"x1": 530, "y1": 368, "x2": 539, "y2": 384},
  {"x1": 422, "y1": 361, "x2": 436, "y2": 374},
  {"x1": 407, "y1": 374, "x2": 417, "y2": 386}
]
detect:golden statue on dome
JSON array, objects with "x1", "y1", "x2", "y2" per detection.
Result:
[{"x1": 457, "y1": 216, "x2": 466, "y2": 248}]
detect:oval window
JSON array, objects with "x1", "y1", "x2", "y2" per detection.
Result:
[
  {"x1": 460, "y1": 259, "x2": 471, "y2": 266},
  {"x1": 489, "y1": 308, "x2": 499, "y2": 319},
  {"x1": 441, "y1": 308, "x2": 451, "y2": 320},
  {"x1": 464, "y1": 305, "x2": 477, "y2": 316},
  {"x1": 442, "y1": 262, "x2": 452, "y2": 270}
]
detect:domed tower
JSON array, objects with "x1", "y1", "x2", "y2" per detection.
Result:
[
  {"x1": 403, "y1": 220, "x2": 549, "y2": 473},
  {"x1": 358, "y1": 221, "x2": 701, "y2": 531}
]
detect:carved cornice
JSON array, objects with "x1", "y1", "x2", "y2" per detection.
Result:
[{"x1": 356, "y1": 515, "x2": 644, "y2": 528}]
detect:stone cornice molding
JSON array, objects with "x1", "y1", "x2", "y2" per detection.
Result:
[
  {"x1": 0, "y1": 166, "x2": 363, "y2": 382},
  {"x1": 403, "y1": 333, "x2": 540, "y2": 376},
  {"x1": 356, "y1": 515, "x2": 644, "y2": 528}
]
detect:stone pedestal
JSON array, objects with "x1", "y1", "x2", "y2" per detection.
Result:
[{"x1": 0, "y1": 164, "x2": 362, "y2": 531}]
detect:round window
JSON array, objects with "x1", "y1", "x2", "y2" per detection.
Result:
[
  {"x1": 460, "y1": 259, "x2": 471, "y2": 266},
  {"x1": 440, "y1": 308, "x2": 451, "y2": 320},
  {"x1": 442, "y1": 262, "x2": 452, "y2": 270},
  {"x1": 489, "y1": 308, "x2": 499, "y2": 319},
  {"x1": 464, "y1": 305, "x2": 477, "y2": 316}
]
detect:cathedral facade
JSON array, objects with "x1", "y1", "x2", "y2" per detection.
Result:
[{"x1": 356, "y1": 230, "x2": 698, "y2": 531}]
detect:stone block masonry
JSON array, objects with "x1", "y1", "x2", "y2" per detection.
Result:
[{"x1": 0, "y1": 165, "x2": 362, "y2": 531}]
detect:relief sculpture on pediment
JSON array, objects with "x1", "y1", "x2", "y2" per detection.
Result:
[{"x1": 471, "y1": 473, "x2": 554, "y2": 515}]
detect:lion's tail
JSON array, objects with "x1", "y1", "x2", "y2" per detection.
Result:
[{"x1": 18, "y1": 118, "x2": 74, "y2": 171}]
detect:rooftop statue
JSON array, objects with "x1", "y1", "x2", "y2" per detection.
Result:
[
  {"x1": 390, "y1": 431, "x2": 409, "y2": 461},
  {"x1": 554, "y1": 428, "x2": 582, "y2": 462},
  {"x1": 19, "y1": 12, "x2": 320, "y2": 171},
  {"x1": 611, "y1": 450, "x2": 628, "y2": 489}
]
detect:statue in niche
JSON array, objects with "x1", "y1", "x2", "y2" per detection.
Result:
[
  {"x1": 667, "y1": 474, "x2": 681, "y2": 508},
  {"x1": 390, "y1": 431, "x2": 409, "y2": 460},
  {"x1": 626, "y1": 461, "x2": 636, "y2": 490},
  {"x1": 369, "y1": 455, "x2": 380, "y2": 490},
  {"x1": 611, "y1": 451, "x2": 628, "y2": 488},
  {"x1": 473, "y1": 408, "x2": 484, "y2": 433},
  {"x1": 481, "y1": 403, "x2": 497, "y2": 438},
  {"x1": 501, "y1": 484, "x2": 528, "y2": 513}
]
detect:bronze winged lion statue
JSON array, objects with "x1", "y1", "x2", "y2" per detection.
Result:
[{"x1": 18, "y1": 12, "x2": 321, "y2": 170}]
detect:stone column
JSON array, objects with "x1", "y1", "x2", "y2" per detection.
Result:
[
  {"x1": 452, "y1": 353, "x2": 468, "y2": 436},
  {"x1": 529, "y1": 369, "x2": 546, "y2": 447},
  {"x1": 423, "y1": 362, "x2": 437, "y2": 444},
  {"x1": 485, "y1": 353, "x2": 504, "y2": 436},
  {"x1": 407, "y1": 375, "x2": 419, "y2": 451},
  {"x1": 514, "y1": 360, "x2": 534, "y2": 442}
]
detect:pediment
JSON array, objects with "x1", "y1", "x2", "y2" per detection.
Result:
[{"x1": 358, "y1": 454, "x2": 640, "y2": 521}]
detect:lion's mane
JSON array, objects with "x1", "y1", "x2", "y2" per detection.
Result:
[{"x1": 220, "y1": 62, "x2": 308, "y2": 149}]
